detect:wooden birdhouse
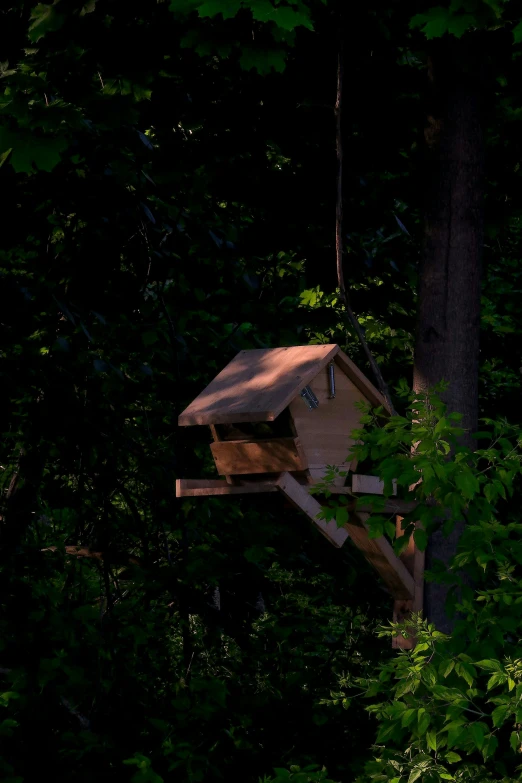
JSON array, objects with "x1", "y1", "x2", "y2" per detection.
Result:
[{"x1": 176, "y1": 344, "x2": 423, "y2": 648}]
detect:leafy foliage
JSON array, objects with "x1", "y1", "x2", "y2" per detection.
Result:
[{"x1": 318, "y1": 394, "x2": 522, "y2": 783}]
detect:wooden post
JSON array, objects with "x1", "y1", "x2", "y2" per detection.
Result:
[{"x1": 210, "y1": 425, "x2": 239, "y2": 486}]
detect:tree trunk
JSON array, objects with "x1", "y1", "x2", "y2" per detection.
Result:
[{"x1": 414, "y1": 36, "x2": 484, "y2": 633}]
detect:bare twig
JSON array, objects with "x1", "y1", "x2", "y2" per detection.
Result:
[{"x1": 60, "y1": 697, "x2": 91, "y2": 729}]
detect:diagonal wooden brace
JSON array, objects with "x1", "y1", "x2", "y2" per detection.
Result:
[
  {"x1": 275, "y1": 472, "x2": 349, "y2": 548},
  {"x1": 276, "y1": 473, "x2": 414, "y2": 599},
  {"x1": 392, "y1": 516, "x2": 425, "y2": 650},
  {"x1": 344, "y1": 510, "x2": 415, "y2": 600}
]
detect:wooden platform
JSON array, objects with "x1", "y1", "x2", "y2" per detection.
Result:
[{"x1": 176, "y1": 473, "x2": 418, "y2": 602}]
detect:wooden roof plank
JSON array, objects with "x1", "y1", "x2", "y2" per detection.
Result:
[{"x1": 178, "y1": 345, "x2": 339, "y2": 426}]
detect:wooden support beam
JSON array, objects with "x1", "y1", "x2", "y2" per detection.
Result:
[
  {"x1": 327, "y1": 489, "x2": 417, "y2": 516},
  {"x1": 176, "y1": 479, "x2": 278, "y2": 497},
  {"x1": 344, "y1": 511, "x2": 415, "y2": 600},
  {"x1": 177, "y1": 476, "x2": 418, "y2": 612},
  {"x1": 368, "y1": 499, "x2": 416, "y2": 515},
  {"x1": 351, "y1": 474, "x2": 397, "y2": 496},
  {"x1": 392, "y1": 517, "x2": 425, "y2": 650},
  {"x1": 275, "y1": 472, "x2": 349, "y2": 548}
]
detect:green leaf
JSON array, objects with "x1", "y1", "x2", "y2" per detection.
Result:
[
  {"x1": 482, "y1": 733, "x2": 498, "y2": 761},
  {"x1": 444, "y1": 752, "x2": 461, "y2": 763},
  {"x1": 491, "y1": 704, "x2": 510, "y2": 727},
  {"x1": 445, "y1": 720, "x2": 465, "y2": 748},
  {"x1": 169, "y1": 0, "x2": 201, "y2": 14},
  {"x1": 455, "y1": 662, "x2": 475, "y2": 687},
  {"x1": 250, "y1": 0, "x2": 313, "y2": 30},
  {"x1": 514, "y1": 20, "x2": 522, "y2": 44},
  {"x1": 0, "y1": 692, "x2": 20, "y2": 703},
  {"x1": 469, "y1": 721, "x2": 487, "y2": 751},
  {"x1": 401, "y1": 708, "x2": 417, "y2": 728},
  {"x1": 455, "y1": 470, "x2": 480, "y2": 500},
  {"x1": 421, "y1": 663, "x2": 437, "y2": 688},
  {"x1": 0, "y1": 127, "x2": 68, "y2": 174},
  {"x1": 395, "y1": 678, "x2": 415, "y2": 698},
  {"x1": 28, "y1": 3, "x2": 65, "y2": 42},
  {"x1": 198, "y1": 0, "x2": 241, "y2": 19},
  {"x1": 417, "y1": 707, "x2": 430, "y2": 734},
  {"x1": 142, "y1": 331, "x2": 159, "y2": 346},
  {"x1": 336, "y1": 506, "x2": 349, "y2": 527},
  {"x1": 272, "y1": 6, "x2": 313, "y2": 31},
  {"x1": 376, "y1": 722, "x2": 397, "y2": 744},
  {"x1": 487, "y1": 671, "x2": 507, "y2": 690},
  {"x1": 493, "y1": 478, "x2": 506, "y2": 499},
  {"x1": 413, "y1": 528, "x2": 428, "y2": 551},
  {"x1": 484, "y1": 482, "x2": 496, "y2": 502},
  {"x1": 439, "y1": 659, "x2": 455, "y2": 678},
  {"x1": 447, "y1": 13, "x2": 475, "y2": 37},
  {"x1": 426, "y1": 730, "x2": 438, "y2": 751},
  {"x1": 239, "y1": 47, "x2": 286, "y2": 74},
  {"x1": 367, "y1": 517, "x2": 385, "y2": 539},
  {"x1": 0, "y1": 148, "x2": 13, "y2": 168},
  {"x1": 410, "y1": 7, "x2": 450, "y2": 38},
  {"x1": 250, "y1": 0, "x2": 277, "y2": 21},
  {"x1": 476, "y1": 659, "x2": 502, "y2": 672}
]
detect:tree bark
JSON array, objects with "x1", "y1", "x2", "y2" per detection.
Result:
[{"x1": 414, "y1": 36, "x2": 484, "y2": 632}]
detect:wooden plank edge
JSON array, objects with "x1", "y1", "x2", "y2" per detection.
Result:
[
  {"x1": 351, "y1": 474, "x2": 397, "y2": 496},
  {"x1": 178, "y1": 410, "x2": 276, "y2": 426},
  {"x1": 311, "y1": 486, "x2": 417, "y2": 516},
  {"x1": 176, "y1": 479, "x2": 278, "y2": 497}
]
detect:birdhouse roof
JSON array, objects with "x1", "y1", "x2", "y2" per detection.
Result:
[{"x1": 178, "y1": 344, "x2": 390, "y2": 426}]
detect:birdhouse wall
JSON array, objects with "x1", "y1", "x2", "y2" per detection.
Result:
[{"x1": 288, "y1": 364, "x2": 367, "y2": 484}]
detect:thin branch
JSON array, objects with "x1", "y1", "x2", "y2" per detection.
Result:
[
  {"x1": 60, "y1": 697, "x2": 91, "y2": 730},
  {"x1": 335, "y1": 42, "x2": 344, "y2": 310},
  {"x1": 334, "y1": 33, "x2": 397, "y2": 416}
]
